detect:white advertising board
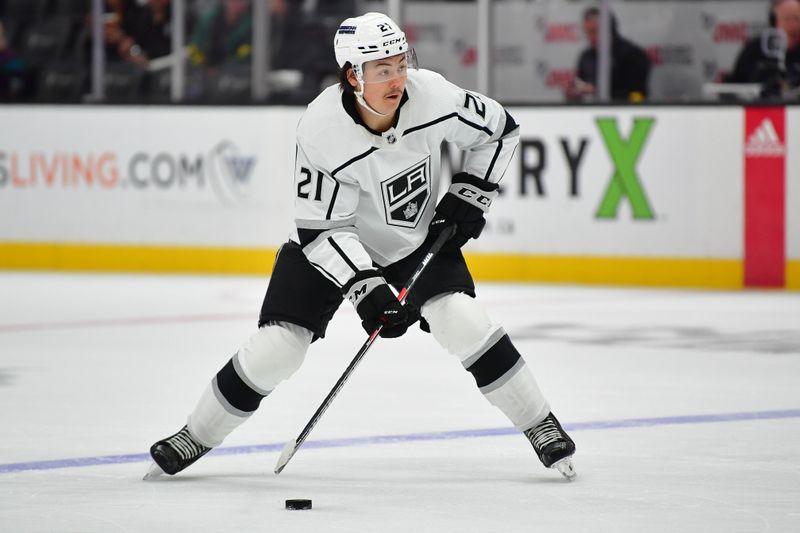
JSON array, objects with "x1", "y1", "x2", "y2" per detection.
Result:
[
  {"x1": 1, "y1": 105, "x2": 746, "y2": 261},
  {"x1": 0, "y1": 106, "x2": 299, "y2": 247},
  {"x1": 471, "y1": 107, "x2": 743, "y2": 258}
]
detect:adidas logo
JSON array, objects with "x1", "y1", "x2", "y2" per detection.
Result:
[{"x1": 745, "y1": 118, "x2": 785, "y2": 157}]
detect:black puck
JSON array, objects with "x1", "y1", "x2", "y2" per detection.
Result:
[{"x1": 285, "y1": 499, "x2": 312, "y2": 510}]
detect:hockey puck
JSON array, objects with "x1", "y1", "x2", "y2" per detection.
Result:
[{"x1": 285, "y1": 499, "x2": 312, "y2": 510}]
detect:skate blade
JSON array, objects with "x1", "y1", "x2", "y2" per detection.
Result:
[
  {"x1": 552, "y1": 457, "x2": 577, "y2": 481},
  {"x1": 142, "y1": 462, "x2": 165, "y2": 481}
]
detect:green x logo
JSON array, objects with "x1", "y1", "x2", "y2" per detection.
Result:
[{"x1": 595, "y1": 118, "x2": 655, "y2": 220}]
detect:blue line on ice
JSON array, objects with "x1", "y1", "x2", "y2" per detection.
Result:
[{"x1": 2, "y1": 409, "x2": 798, "y2": 474}]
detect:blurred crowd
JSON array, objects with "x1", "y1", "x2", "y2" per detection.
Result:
[
  {"x1": 563, "y1": 0, "x2": 799, "y2": 102},
  {"x1": 0, "y1": 0, "x2": 352, "y2": 103},
  {"x1": 1, "y1": 0, "x2": 799, "y2": 104}
]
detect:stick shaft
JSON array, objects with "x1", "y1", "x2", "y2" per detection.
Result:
[{"x1": 274, "y1": 225, "x2": 457, "y2": 474}]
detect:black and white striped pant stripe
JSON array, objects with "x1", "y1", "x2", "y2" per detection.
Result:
[{"x1": 212, "y1": 353, "x2": 272, "y2": 417}]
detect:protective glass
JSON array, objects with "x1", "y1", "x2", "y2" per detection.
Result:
[{"x1": 360, "y1": 49, "x2": 418, "y2": 84}]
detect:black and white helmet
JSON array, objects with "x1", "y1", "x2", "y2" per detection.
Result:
[{"x1": 334, "y1": 12, "x2": 411, "y2": 79}]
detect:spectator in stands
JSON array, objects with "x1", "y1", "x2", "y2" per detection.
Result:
[
  {"x1": 97, "y1": 0, "x2": 133, "y2": 62},
  {"x1": 188, "y1": 0, "x2": 252, "y2": 68},
  {"x1": 564, "y1": 7, "x2": 651, "y2": 102},
  {"x1": 726, "y1": 0, "x2": 800, "y2": 96},
  {"x1": 116, "y1": 0, "x2": 173, "y2": 67},
  {"x1": 0, "y1": 19, "x2": 26, "y2": 99}
]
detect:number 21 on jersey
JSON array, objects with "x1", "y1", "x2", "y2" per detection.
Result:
[{"x1": 297, "y1": 167, "x2": 324, "y2": 201}]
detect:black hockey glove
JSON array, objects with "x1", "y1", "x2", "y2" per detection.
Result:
[
  {"x1": 343, "y1": 270, "x2": 410, "y2": 338},
  {"x1": 429, "y1": 172, "x2": 500, "y2": 248}
]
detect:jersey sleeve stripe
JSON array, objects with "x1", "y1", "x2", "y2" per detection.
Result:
[
  {"x1": 484, "y1": 139, "x2": 503, "y2": 181},
  {"x1": 402, "y1": 113, "x2": 493, "y2": 137},
  {"x1": 501, "y1": 110, "x2": 519, "y2": 137},
  {"x1": 325, "y1": 179, "x2": 340, "y2": 220},
  {"x1": 303, "y1": 226, "x2": 358, "y2": 252},
  {"x1": 402, "y1": 112, "x2": 458, "y2": 136},
  {"x1": 457, "y1": 115, "x2": 493, "y2": 136},
  {"x1": 296, "y1": 216, "x2": 356, "y2": 230},
  {"x1": 327, "y1": 236, "x2": 359, "y2": 274},
  {"x1": 309, "y1": 261, "x2": 343, "y2": 287},
  {"x1": 496, "y1": 143, "x2": 519, "y2": 183}
]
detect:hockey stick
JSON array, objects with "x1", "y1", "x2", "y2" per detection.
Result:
[{"x1": 274, "y1": 224, "x2": 457, "y2": 474}]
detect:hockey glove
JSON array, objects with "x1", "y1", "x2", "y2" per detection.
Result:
[
  {"x1": 429, "y1": 172, "x2": 499, "y2": 248},
  {"x1": 343, "y1": 270, "x2": 410, "y2": 338}
]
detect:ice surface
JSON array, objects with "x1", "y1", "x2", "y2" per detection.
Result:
[{"x1": 1, "y1": 272, "x2": 799, "y2": 532}]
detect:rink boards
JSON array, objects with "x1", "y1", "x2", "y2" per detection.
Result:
[{"x1": 0, "y1": 104, "x2": 797, "y2": 289}]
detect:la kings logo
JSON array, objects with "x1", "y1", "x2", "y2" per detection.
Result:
[{"x1": 381, "y1": 157, "x2": 431, "y2": 228}]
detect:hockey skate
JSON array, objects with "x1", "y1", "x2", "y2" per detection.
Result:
[
  {"x1": 524, "y1": 412, "x2": 577, "y2": 481},
  {"x1": 143, "y1": 425, "x2": 211, "y2": 480}
]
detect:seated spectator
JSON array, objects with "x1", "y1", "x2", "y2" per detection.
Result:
[
  {"x1": 117, "y1": 0, "x2": 173, "y2": 67},
  {"x1": 564, "y1": 7, "x2": 651, "y2": 102},
  {"x1": 83, "y1": 0, "x2": 176, "y2": 67},
  {"x1": 726, "y1": 0, "x2": 800, "y2": 97},
  {"x1": 0, "y1": 19, "x2": 27, "y2": 99},
  {"x1": 189, "y1": 0, "x2": 252, "y2": 68},
  {"x1": 81, "y1": 0, "x2": 135, "y2": 64}
]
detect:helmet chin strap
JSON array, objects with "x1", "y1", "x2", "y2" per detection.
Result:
[{"x1": 354, "y1": 73, "x2": 390, "y2": 117}]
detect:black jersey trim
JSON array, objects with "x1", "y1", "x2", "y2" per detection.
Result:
[
  {"x1": 310, "y1": 260, "x2": 342, "y2": 287},
  {"x1": 502, "y1": 110, "x2": 519, "y2": 137},
  {"x1": 331, "y1": 147, "x2": 379, "y2": 177},
  {"x1": 327, "y1": 236, "x2": 359, "y2": 274},
  {"x1": 484, "y1": 139, "x2": 503, "y2": 181},
  {"x1": 326, "y1": 179, "x2": 340, "y2": 220},
  {"x1": 457, "y1": 115, "x2": 493, "y2": 136},
  {"x1": 327, "y1": 146, "x2": 378, "y2": 220},
  {"x1": 403, "y1": 112, "x2": 493, "y2": 137},
  {"x1": 298, "y1": 228, "x2": 324, "y2": 247},
  {"x1": 403, "y1": 112, "x2": 458, "y2": 136},
  {"x1": 341, "y1": 91, "x2": 408, "y2": 136}
]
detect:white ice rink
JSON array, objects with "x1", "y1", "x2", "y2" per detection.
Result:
[{"x1": 1, "y1": 272, "x2": 799, "y2": 532}]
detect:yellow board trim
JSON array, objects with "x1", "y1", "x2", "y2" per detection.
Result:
[
  {"x1": 787, "y1": 260, "x2": 800, "y2": 290},
  {"x1": 0, "y1": 241, "x2": 758, "y2": 289},
  {"x1": 464, "y1": 253, "x2": 743, "y2": 289},
  {"x1": 0, "y1": 242, "x2": 277, "y2": 275}
]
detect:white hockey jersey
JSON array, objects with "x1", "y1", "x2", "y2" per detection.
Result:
[{"x1": 291, "y1": 68, "x2": 519, "y2": 289}]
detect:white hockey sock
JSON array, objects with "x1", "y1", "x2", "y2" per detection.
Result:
[
  {"x1": 422, "y1": 292, "x2": 550, "y2": 430},
  {"x1": 187, "y1": 322, "x2": 312, "y2": 447},
  {"x1": 188, "y1": 383, "x2": 249, "y2": 448}
]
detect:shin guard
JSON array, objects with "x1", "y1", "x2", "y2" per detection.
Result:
[
  {"x1": 188, "y1": 323, "x2": 311, "y2": 447},
  {"x1": 422, "y1": 293, "x2": 549, "y2": 430},
  {"x1": 462, "y1": 330, "x2": 550, "y2": 431}
]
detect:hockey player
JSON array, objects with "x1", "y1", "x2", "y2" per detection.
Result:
[{"x1": 147, "y1": 12, "x2": 576, "y2": 480}]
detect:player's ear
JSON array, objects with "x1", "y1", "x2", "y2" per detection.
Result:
[{"x1": 346, "y1": 68, "x2": 360, "y2": 91}]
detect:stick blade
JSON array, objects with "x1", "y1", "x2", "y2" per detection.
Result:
[{"x1": 274, "y1": 439, "x2": 297, "y2": 475}]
